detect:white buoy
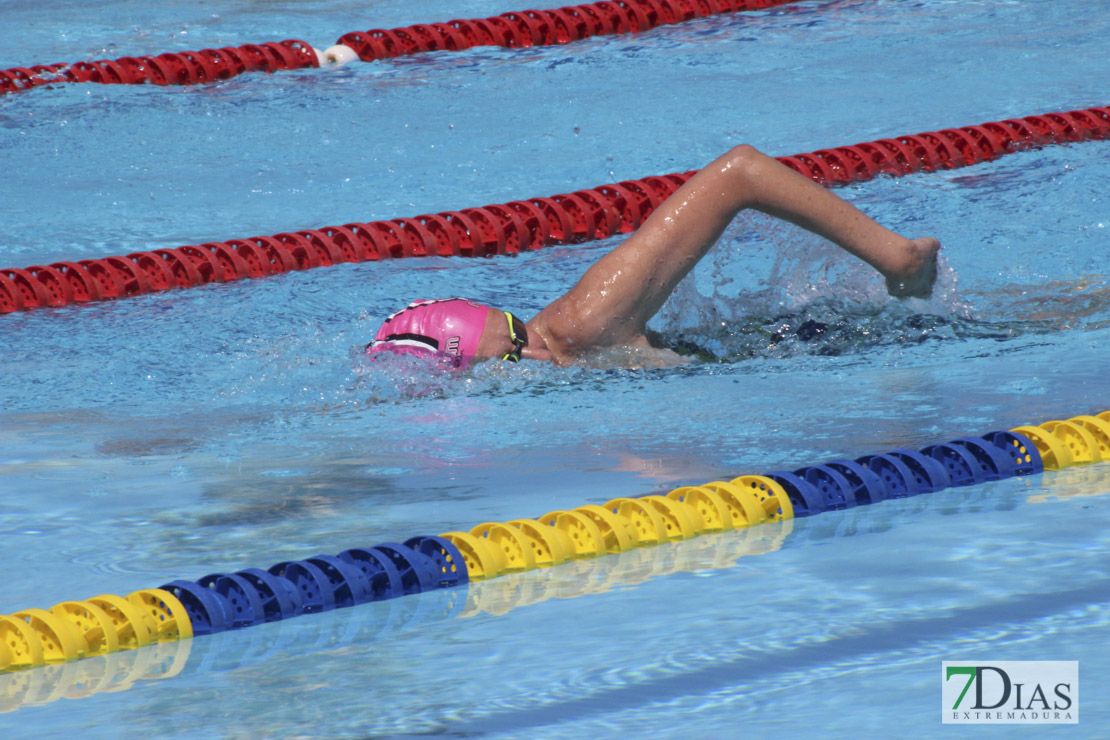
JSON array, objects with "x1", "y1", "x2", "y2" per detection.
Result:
[{"x1": 321, "y1": 45, "x2": 360, "y2": 68}]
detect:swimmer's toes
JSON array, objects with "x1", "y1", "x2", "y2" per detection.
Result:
[{"x1": 887, "y1": 237, "x2": 941, "y2": 299}]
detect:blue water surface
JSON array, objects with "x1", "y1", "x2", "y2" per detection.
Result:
[{"x1": 1, "y1": 0, "x2": 1109, "y2": 737}]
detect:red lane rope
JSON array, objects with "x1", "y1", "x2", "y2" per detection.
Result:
[
  {"x1": 335, "y1": 0, "x2": 800, "y2": 63},
  {"x1": 0, "y1": 0, "x2": 802, "y2": 94},
  {"x1": 2, "y1": 105, "x2": 1108, "y2": 315},
  {"x1": 0, "y1": 40, "x2": 319, "y2": 94}
]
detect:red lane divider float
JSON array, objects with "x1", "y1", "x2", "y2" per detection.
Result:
[
  {"x1": 0, "y1": 40, "x2": 320, "y2": 94},
  {"x1": 2, "y1": 105, "x2": 1108, "y2": 314},
  {"x1": 336, "y1": 0, "x2": 798, "y2": 62},
  {"x1": 1, "y1": 0, "x2": 802, "y2": 94}
]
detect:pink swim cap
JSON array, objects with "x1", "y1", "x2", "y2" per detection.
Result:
[{"x1": 366, "y1": 298, "x2": 492, "y2": 368}]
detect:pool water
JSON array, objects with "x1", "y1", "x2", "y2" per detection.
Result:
[{"x1": 2, "y1": 0, "x2": 1109, "y2": 736}]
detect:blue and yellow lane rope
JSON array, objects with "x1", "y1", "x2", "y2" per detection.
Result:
[{"x1": 2, "y1": 411, "x2": 1108, "y2": 675}]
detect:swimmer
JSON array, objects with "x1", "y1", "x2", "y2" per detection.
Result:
[{"x1": 367, "y1": 144, "x2": 941, "y2": 367}]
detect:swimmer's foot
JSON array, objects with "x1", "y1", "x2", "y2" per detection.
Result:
[{"x1": 885, "y1": 237, "x2": 941, "y2": 299}]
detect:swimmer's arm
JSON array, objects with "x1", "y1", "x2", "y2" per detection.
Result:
[
  {"x1": 533, "y1": 145, "x2": 938, "y2": 355},
  {"x1": 533, "y1": 146, "x2": 767, "y2": 351}
]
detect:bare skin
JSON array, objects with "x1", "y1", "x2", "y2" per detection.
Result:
[{"x1": 475, "y1": 144, "x2": 940, "y2": 365}]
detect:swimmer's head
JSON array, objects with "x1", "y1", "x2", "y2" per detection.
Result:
[{"x1": 366, "y1": 298, "x2": 527, "y2": 368}]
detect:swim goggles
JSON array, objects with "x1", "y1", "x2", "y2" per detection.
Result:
[{"x1": 501, "y1": 311, "x2": 528, "y2": 362}]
